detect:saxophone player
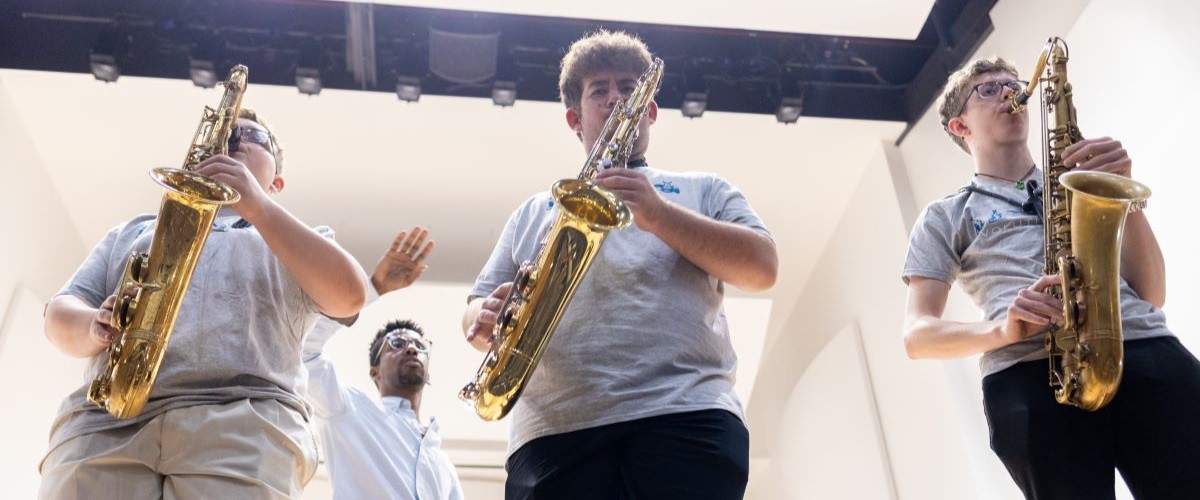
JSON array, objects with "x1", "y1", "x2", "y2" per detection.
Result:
[
  {"x1": 40, "y1": 109, "x2": 367, "y2": 499},
  {"x1": 462, "y1": 30, "x2": 778, "y2": 499},
  {"x1": 901, "y1": 56, "x2": 1200, "y2": 498}
]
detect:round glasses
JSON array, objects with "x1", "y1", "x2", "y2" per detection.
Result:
[
  {"x1": 373, "y1": 330, "x2": 431, "y2": 364},
  {"x1": 956, "y1": 79, "x2": 1030, "y2": 116}
]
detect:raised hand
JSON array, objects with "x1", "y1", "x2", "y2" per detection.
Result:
[{"x1": 371, "y1": 227, "x2": 435, "y2": 295}]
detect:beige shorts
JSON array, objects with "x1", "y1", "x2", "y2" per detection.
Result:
[{"x1": 39, "y1": 399, "x2": 318, "y2": 500}]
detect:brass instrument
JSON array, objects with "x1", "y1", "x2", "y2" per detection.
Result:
[
  {"x1": 87, "y1": 65, "x2": 246, "y2": 419},
  {"x1": 460, "y1": 58, "x2": 664, "y2": 421},
  {"x1": 1012, "y1": 38, "x2": 1150, "y2": 410}
]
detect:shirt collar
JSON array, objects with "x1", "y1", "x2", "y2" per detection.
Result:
[{"x1": 381, "y1": 396, "x2": 414, "y2": 413}]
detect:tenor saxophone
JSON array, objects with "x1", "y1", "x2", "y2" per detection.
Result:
[
  {"x1": 86, "y1": 65, "x2": 246, "y2": 419},
  {"x1": 460, "y1": 59, "x2": 664, "y2": 421},
  {"x1": 1011, "y1": 38, "x2": 1151, "y2": 410}
]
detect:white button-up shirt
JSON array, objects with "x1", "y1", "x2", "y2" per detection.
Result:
[{"x1": 304, "y1": 318, "x2": 464, "y2": 500}]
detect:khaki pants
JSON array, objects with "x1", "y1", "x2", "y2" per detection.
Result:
[{"x1": 39, "y1": 399, "x2": 318, "y2": 500}]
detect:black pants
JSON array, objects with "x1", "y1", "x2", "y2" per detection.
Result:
[
  {"x1": 505, "y1": 409, "x2": 749, "y2": 500},
  {"x1": 983, "y1": 336, "x2": 1200, "y2": 500}
]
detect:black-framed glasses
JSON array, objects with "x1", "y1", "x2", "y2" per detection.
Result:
[
  {"x1": 956, "y1": 79, "x2": 1029, "y2": 116},
  {"x1": 228, "y1": 126, "x2": 275, "y2": 155},
  {"x1": 373, "y1": 330, "x2": 431, "y2": 364}
]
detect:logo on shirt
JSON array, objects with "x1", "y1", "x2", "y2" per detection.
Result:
[
  {"x1": 546, "y1": 199, "x2": 555, "y2": 210},
  {"x1": 988, "y1": 209, "x2": 1004, "y2": 224},
  {"x1": 653, "y1": 181, "x2": 680, "y2": 194}
]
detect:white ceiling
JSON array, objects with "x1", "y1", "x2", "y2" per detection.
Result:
[{"x1": 318, "y1": 0, "x2": 936, "y2": 40}]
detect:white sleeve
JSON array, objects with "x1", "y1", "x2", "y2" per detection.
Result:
[{"x1": 302, "y1": 316, "x2": 352, "y2": 417}]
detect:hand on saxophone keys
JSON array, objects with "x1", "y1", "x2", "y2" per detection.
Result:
[
  {"x1": 193, "y1": 155, "x2": 275, "y2": 222},
  {"x1": 90, "y1": 294, "x2": 122, "y2": 348},
  {"x1": 1000, "y1": 274, "x2": 1065, "y2": 346},
  {"x1": 1062, "y1": 137, "x2": 1133, "y2": 178},
  {"x1": 594, "y1": 168, "x2": 668, "y2": 232},
  {"x1": 465, "y1": 282, "x2": 513, "y2": 349}
]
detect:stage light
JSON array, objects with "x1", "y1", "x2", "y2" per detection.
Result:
[
  {"x1": 492, "y1": 80, "x2": 516, "y2": 107},
  {"x1": 89, "y1": 29, "x2": 121, "y2": 83},
  {"x1": 681, "y1": 91, "x2": 707, "y2": 118},
  {"x1": 295, "y1": 67, "x2": 322, "y2": 95},
  {"x1": 89, "y1": 53, "x2": 119, "y2": 83},
  {"x1": 396, "y1": 76, "x2": 421, "y2": 103},
  {"x1": 189, "y1": 59, "x2": 217, "y2": 88},
  {"x1": 775, "y1": 97, "x2": 803, "y2": 124}
]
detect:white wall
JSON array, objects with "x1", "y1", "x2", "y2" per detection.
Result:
[
  {"x1": 749, "y1": 142, "x2": 980, "y2": 499},
  {"x1": 753, "y1": 323, "x2": 895, "y2": 500},
  {"x1": 0, "y1": 72, "x2": 93, "y2": 499},
  {"x1": 0, "y1": 73, "x2": 87, "y2": 308}
]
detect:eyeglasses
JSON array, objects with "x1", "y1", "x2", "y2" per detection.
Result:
[
  {"x1": 956, "y1": 79, "x2": 1030, "y2": 117},
  {"x1": 227, "y1": 126, "x2": 275, "y2": 155},
  {"x1": 373, "y1": 330, "x2": 431, "y2": 364}
]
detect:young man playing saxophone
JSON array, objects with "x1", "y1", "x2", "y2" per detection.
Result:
[
  {"x1": 40, "y1": 109, "x2": 367, "y2": 499},
  {"x1": 901, "y1": 56, "x2": 1200, "y2": 498},
  {"x1": 462, "y1": 30, "x2": 778, "y2": 499}
]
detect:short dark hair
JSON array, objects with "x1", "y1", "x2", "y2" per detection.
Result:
[{"x1": 368, "y1": 319, "x2": 426, "y2": 367}]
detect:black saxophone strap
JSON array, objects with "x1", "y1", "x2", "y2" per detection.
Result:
[{"x1": 959, "y1": 181, "x2": 1043, "y2": 220}]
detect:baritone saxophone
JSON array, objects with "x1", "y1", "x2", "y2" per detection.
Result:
[
  {"x1": 86, "y1": 65, "x2": 247, "y2": 419},
  {"x1": 460, "y1": 59, "x2": 664, "y2": 421},
  {"x1": 1011, "y1": 38, "x2": 1150, "y2": 410}
]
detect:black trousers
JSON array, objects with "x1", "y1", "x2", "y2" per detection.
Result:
[
  {"x1": 983, "y1": 336, "x2": 1200, "y2": 500},
  {"x1": 505, "y1": 409, "x2": 749, "y2": 500}
]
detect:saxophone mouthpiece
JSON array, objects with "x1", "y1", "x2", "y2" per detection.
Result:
[{"x1": 1009, "y1": 91, "x2": 1032, "y2": 114}]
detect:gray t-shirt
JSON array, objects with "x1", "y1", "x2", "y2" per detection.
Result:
[
  {"x1": 471, "y1": 166, "x2": 771, "y2": 455},
  {"x1": 902, "y1": 169, "x2": 1172, "y2": 376},
  {"x1": 47, "y1": 210, "x2": 329, "y2": 454}
]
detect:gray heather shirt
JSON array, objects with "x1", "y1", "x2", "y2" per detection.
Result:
[
  {"x1": 46, "y1": 210, "x2": 328, "y2": 454},
  {"x1": 471, "y1": 166, "x2": 771, "y2": 455},
  {"x1": 901, "y1": 169, "x2": 1172, "y2": 376}
]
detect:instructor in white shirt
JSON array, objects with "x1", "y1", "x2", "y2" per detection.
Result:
[{"x1": 303, "y1": 228, "x2": 462, "y2": 499}]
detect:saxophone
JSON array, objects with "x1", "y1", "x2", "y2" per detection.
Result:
[
  {"x1": 1011, "y1": 38, "x2": 1151, "y2": 410},
  {"x1": 460, "y1": 58, "x2": 664, "y2": 421},
  {"x1": 87, "y1": 65, "x2": 246, "y2": 419}
]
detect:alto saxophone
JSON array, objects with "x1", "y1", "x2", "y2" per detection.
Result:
[
  {"x1": 1011, "y1": 38, "x2": 1150, "y2": 410},
  {"x1": 460, "y1": 58, "x2": 664, "y2": 421},
  {"x1": 87, "y1": 65, "x2": 247, "y2": 419}
]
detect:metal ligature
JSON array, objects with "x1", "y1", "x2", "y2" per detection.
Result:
[
  {"x1": 87, "y1": 65, "x2": 246, "y2": 419},
  {"x1": 1011, "y1": 38, "x2": 1150, "y2": 410},
  {"x1": 460, "y1": 58, "x2": 664, "y2": 421}
]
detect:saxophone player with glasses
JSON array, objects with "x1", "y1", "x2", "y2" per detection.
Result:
[
  {"x1": 462, "y1": 30, "x2": 778, "y2": 499},
  {"x1": 40, "y1": 89, "x2": 367, "y2": 497},
  {"x1": 901, "y1": 51, "x2": 1200, "y2": 498}
]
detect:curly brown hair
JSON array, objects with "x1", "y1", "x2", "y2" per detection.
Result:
[
  {"x1": 936, "y1": 56, "x2": 1019, "y2": 155},
  {"x1": 558, "y1": 29, "x2": 652, "y2": 112}
]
